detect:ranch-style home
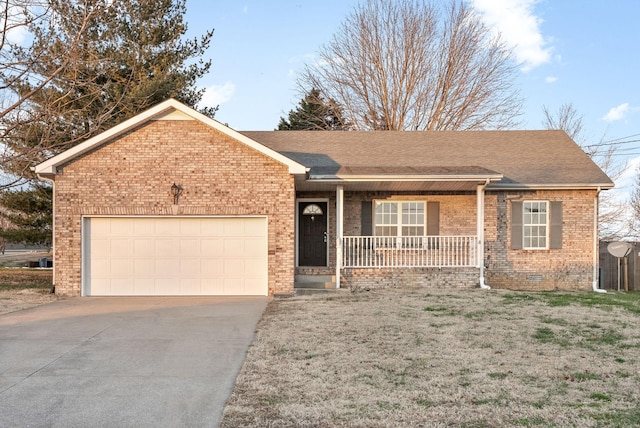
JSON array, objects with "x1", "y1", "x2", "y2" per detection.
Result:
[{"x1": 35, "y1": 99, "x2": 614, "y2": 297}]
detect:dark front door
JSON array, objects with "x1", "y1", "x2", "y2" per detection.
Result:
[{"x1": 298, "y1": 202, "x2": 327, "y2": 266}]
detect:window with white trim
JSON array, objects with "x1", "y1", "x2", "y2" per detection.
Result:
[
  {"x1": 374, "y1": 201, "x2": 425, "y2": 236},
  {"x1": 523, "y1": 201, "x2": 548, "y2": 249}
]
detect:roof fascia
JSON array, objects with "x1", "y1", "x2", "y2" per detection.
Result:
[{"x1": 35, "y1": 99, "x2": 307, "y2": 175}]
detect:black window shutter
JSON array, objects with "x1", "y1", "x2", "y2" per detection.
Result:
[
  {"x1": 361, "y1": 201, "x2": 372, "y2": 236},
  {"x1": 427, "y1": 201, "x2": 440, "y2": 235},
  {"x1": 511, "y1": 201, "x2": 523, "y2": 250},
  {"x1": 549, "y1": 201, "x2": 563, "y2": 249}
]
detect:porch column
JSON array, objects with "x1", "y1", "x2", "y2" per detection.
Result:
[
  {"x1": 477, "y1": 181, "x2": 490, "y2": 289},
  {"x1": 336, "y1": 185, "x2": 344, "y2": 289}
]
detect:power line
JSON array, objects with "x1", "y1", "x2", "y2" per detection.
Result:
[
  {"x1": 601, "y1": 133, "x2": 640, "y2": 144},
  {"x1": 583, "y1": 134, "x2": 640, "y2": 148}
]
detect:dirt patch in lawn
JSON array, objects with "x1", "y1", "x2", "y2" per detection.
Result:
[
  {"x1": 0, "y1": 288, "x2": 59, "y2": 315},
  {"x1": 221, "y1": 287, "x2": 640, "y2": 427},
  {"x1": 0, "y1": 267, "x2": 58, "y2": 315}
]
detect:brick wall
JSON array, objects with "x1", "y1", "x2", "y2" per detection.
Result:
[
  {"x1": 52, "y1": 119, "x2": 295, "y2": 296},
  {"x1": 484, "y1": 190, "x2": 597, "y2": 291}
]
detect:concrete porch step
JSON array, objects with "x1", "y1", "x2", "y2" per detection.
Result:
[{"x1": 294, "y1": 274, "x2": 336, "y2": 290}]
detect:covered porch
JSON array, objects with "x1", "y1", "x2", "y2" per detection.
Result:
[{"x1": 294, "y1": 166, "x2": 503, "y2": 290}]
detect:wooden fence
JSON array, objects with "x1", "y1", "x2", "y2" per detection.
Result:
[{"x1": 599, "y1": 241, "x2": 640, "y2": 291}]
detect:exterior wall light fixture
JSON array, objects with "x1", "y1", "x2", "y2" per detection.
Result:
[{"x1": 171, "y1": 183, "x2": 183, "y2": 205}]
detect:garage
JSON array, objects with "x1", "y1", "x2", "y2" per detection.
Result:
[{"x1": 83, "y1": 217, "x2": 268, "y2": 296}]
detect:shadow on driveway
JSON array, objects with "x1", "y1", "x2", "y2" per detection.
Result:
[{"x1": 0, "y1": 296, "x2": 267, "y2": 427}]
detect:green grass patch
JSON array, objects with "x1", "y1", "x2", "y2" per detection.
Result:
[
  {"x1": 569, "y1": 371, "x2": 601, "y2": 382},
  {"x1": 423, "y1": 306, "x2": 459, "y2": 316},
  {"x1": 591, "y1": 408, "x2": 640, "y2": 427},
  {"x1": 260, "y1": 396, "x2": 284, "y2": 405},
  {"x1": 375, "y1": 400, "x2": 400, "y2": 410},
  {"x1": 415, "y1": 398, "x2": 434, "y2": 407},
  {"x1": 533, "y1": 327, "x2": 557, "y2": 343},
  {"x1": 513, "y1": 416, "x2": 554, "y2": 427},
  {"x1": 539, "y1": 292, "x2": 640, "y2": 315},
  {"x1": 488, "y1": 372, "x2": 508, "y2": 380},
  {"x1": 424, "y1": 306, "x2": 448, "y2": 312},
  {"x1": 587, "y1": 328, "x2": 624, "y2": 346},
  {"x1": 464, "y1": 309, "x2": 500, "y2": 321},
  {"x1": 502, "y1": 291, "x2": 640, "y2": 315},
  {"x1": 590, "y1": 392, "x2": 611, "y2": 402},
  {"x1": 501, "y1": 293, "x2": 538, "y2": 304}
]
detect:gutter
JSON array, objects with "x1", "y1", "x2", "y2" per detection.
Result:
[
  {"x1": 593, "y1": 187, "x2": 606, "y2": 293},
  {"x1": 487, "y1": 183, "x2": 615, "y2": 191},
  {"x1": 307, "y1": 174, "x2": 503, "y2": 182}
]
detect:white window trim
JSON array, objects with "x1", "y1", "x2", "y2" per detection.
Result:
[
  {"x1": 522, "y1": 200, "x2": 549, "y2": 250},
  {"x1": 373, "y1": 200, "x2": 426, "y2": 237}
]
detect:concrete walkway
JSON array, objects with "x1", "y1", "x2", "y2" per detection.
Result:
[{"x1": 0, "y1": 296, "x2": 268, "y2": 427}]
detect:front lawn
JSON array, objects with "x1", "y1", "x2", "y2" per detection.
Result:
[{"x1": 222, "y1": 287, "x2": 640, "y2": 427}]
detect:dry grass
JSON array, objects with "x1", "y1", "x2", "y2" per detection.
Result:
[
  {"x1": 0, "y1": 268, "x2": 53, "y2": 288},
  {"x1": 0, "y1": 268, "x2": 57, "y2": 315},
  {"x1": 222, "y1": 287, "x2": 640, "y2": 427}
]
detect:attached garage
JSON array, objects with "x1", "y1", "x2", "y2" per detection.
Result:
[{"x1": 83, "y1": 217, "x2": 268, "y2": 296}]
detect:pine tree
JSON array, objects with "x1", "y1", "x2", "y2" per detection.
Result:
[
  {"x1": 278, "y1": 89, "x2": 350, "y2": 130},
  {"x1": 0, "y1": 184, "x2": 52, "y2": 246}
]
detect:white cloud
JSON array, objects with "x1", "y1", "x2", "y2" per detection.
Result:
[
  {"x1": 0, "y1": 6, "x2": 29, "y2": 47},
  {"x1": 201, "y1": 81, "x2": 236, "y2": 107},
  {"x1": 545, "y1": 76, "x2": 557, "y2": 83},
  {"x1": 4, "y1": 26, "x2": 27, "y2": 46},
  {"x1": 602, "y1": 103, "x2": 630, "y2": 122},
  {"x1": 243, "y1": 5, "x2": 249, "y2": 14},
  {"x1": 470, "y1": 0, "x2": 552, "y2": 71}
]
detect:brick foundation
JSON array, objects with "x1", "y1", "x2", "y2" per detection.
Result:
[{"x1": 341, "y1": 267, "x2": 480, "y2": 290}]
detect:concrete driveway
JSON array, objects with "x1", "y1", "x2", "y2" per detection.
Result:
[{"x1": 0, "y1": 296, "x2": 268, "y2": 427}]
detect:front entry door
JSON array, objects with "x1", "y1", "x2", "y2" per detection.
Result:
[{"x1": 298, "y1": 202, "x2": 328, "y2": 266}]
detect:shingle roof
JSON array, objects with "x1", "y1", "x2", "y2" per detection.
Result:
[{"x1": 241, "y1": 130, "x2": 614, "y2": 189}]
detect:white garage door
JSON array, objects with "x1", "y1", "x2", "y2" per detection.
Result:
[{"x1": 83, "y1": 217, "x2": 268, "y2": 296}]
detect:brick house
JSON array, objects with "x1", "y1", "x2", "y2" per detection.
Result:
[{"x1": 35, "y1": 99, "x2": 614, "y2": 296}]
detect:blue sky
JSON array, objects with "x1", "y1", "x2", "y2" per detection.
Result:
[{"x1": 185, "y1": 0, "x2": 639, "y2": 190}]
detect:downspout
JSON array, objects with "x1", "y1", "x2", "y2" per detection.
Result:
[
  {"x1": 478, "y1": 179, "x2": 491, "y2": 290},
  {"x1": 36, "y1": 173, "x2": 55, "y2": 293},
  {"x1": 336, "y1": 185, "x2": 344, "y2": 289},
  {"x1": 593, "y1": 187, "x2": 606, "y2": 293}
]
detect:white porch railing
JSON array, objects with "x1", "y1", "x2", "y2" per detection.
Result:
[{"x1": 342, "y1": 236, "x2": 478, "y2": 268}]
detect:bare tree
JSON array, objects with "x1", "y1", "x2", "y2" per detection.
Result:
[
  {"x1": 630, "y1": 166, "x2": 640, "y2": 236},
  {"x1": 0, "y1": 0, "x2": 213, "y2": 189},
  {"x1": 1, "y1": 1, "x2": 107, "y2": 188},
  {"x1": 0, "y1": 1, "x2": 103, "y2": 121},
  {"x1": 542, "y1": 102, "x2": 585, "y2": 142},
  {"x1": 299, "y1": 0, "x2": 522, "y2": 131},
  {"x1": 542, "y1": 102, "x2": 629, "y2": 239}
]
